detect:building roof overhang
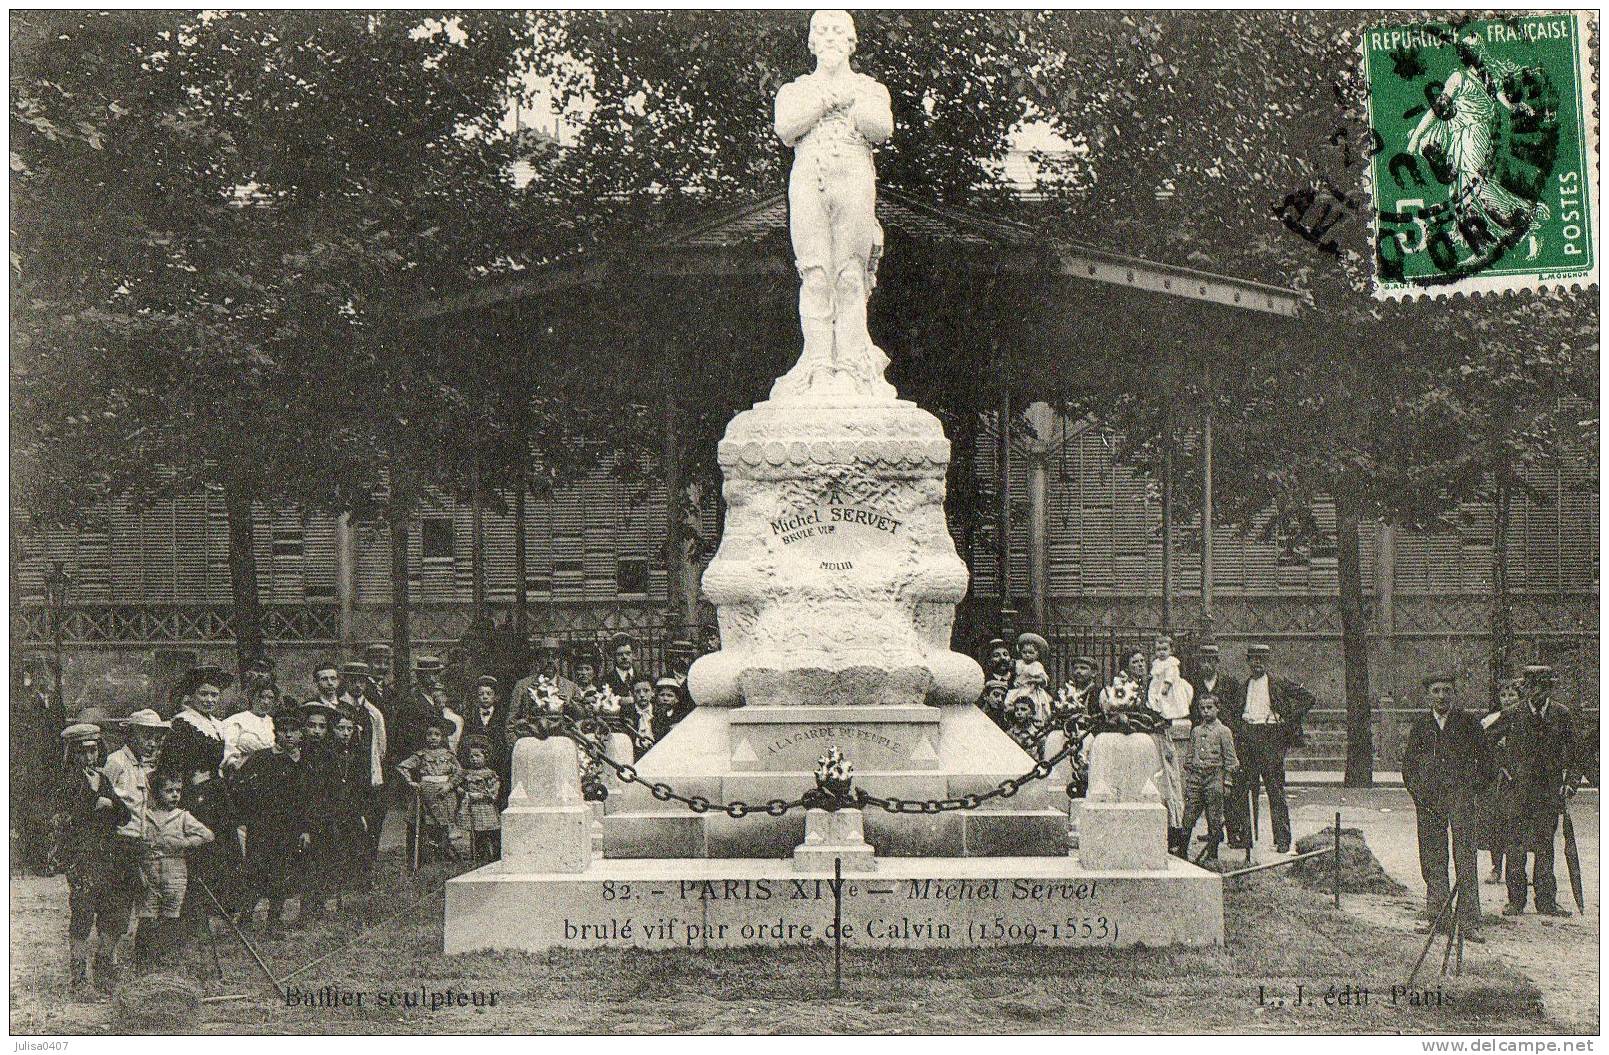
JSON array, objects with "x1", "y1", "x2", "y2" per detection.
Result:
[{"x1": 412, "y1": 189, "x2": 1306, "y2": 324}]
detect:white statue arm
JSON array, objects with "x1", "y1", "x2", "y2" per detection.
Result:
[
  {"x1": 775, "y1": 79, "x2": 833, "y2": 148},
  {"x1": 853, "y1": 78, "x2": 893, "y2": 145}
]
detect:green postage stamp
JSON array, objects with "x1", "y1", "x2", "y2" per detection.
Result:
[{"x1": 1363, "y1": 12, "x2": 1598, "y2": 297}]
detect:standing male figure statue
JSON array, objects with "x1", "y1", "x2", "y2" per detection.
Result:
[{"x1": 773, "y1": 10, "x2": 896, "y2": 401}]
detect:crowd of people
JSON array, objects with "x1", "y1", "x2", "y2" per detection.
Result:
[
  {"x1": 17, "y1": 623, "x2": 1588, "y2": 991},
  {"x1": 973, "y1": 631, "x2": 1317, "y2": 862},
  {"x1": 36, "y1": 632, "x2": 701, "y2": 993},
  {"x1": 973, "y1": 629, "x2": 1585, "y2": 924}
]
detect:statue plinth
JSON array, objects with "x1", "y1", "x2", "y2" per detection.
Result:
[
  {"x1": 688, "y1": 395, "x2": 981, "y2": 710},
  {"x1": 606, "y1": 391, "x2": 1065, "y2": 859}
]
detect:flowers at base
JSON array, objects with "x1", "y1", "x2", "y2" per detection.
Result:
[
  {"x1": 528, "y1": 675, "x2": 565, "y2": 716},
  {"x1": 813, "y1": 746, "x2": 855, "y2": 806},
  {"x1": 591, "y1": 685, "x2": 623, "y2": 719}
]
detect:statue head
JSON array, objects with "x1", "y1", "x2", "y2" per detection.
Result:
[{"x1": 808, "y1": 10, "x2": 856, "y2": 68}]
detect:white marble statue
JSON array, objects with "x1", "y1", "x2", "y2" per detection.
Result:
[{"x1": 772, "y1": 10, "x2": 896, "y2": 402}]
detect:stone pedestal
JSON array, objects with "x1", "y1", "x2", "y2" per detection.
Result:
[
  {"x1": 1077, "y1": 802, "x2": 1169, "y2": 872},
  {"x1": 793, "y1": 808, "x2": 876, "y2": 873},
  {"x1": 445, "y1": 855, "x2": 1224, "y2": 953},
  {"x1": 499, "y1": 737, "x2": 592, "y2": 874}
]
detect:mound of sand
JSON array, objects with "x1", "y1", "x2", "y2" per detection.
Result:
[{"x1": 1290, "y1": 827, "x2": 1407, "y2": 896}]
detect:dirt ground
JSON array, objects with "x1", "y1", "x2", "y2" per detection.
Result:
[
  {"x1": 1271, "y1": 785, "x2": 1600, "y2": 1034},
  {"x1": 7, "y1": 799, "x2": 1569, "y2": 1036}
]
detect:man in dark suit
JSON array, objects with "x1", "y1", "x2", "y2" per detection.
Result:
[
  {"x1": 1402, "y1": 673, "x2": 1492, "y2": 939},
  {"x1": 393, "y1": 655, "x2": 446, "y2": 763},
  {"x1": 1490, "y1": 664, "x2": 1580, "y2": 917},
  {"x1": 1187, "y1": 642, "x2": 1239, "y2": 726},
  {"x1": 602, "y1": 633, "x2": 639, "y2": 701},
  {"x1": 1224, "y1": 642, "x2": 1315, "y2": 853}
]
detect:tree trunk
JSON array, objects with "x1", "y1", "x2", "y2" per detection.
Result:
[
  {"x1": 1335, "y1": 487, "x2": 1373, "y2": 787},
  {"x1": 1489, "y1": 459, "x2": 1514, "y2": 704},
  {"x1": 513, "y1": 482, "x2": 528, "y2": 641},
  {"x1": 389, "y1": 460, "x2": 413, "y2": 701},
  {"x1": 222, "y1": 476, "x2": 265, "y2": 679},
  {"x1": 662, "y1": 357, "x2": 696, "y2": 630}
]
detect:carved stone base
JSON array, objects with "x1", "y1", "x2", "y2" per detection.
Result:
[
  {"x1": 689, "y1": 396, "x2": 982, "y2": 711},
  {"x1": 604, "y1": 705, "x2": 1068, "y2": 859},
  {"x1": 793, "y1": 808, "x2": 876, "y2": 873}
]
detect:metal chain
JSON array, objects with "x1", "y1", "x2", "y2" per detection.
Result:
[{"x1": 538, "y1": 713, "x2": 1086, "y2": 818}]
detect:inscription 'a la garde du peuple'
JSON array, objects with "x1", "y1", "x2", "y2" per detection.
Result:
[{"x1": 689, "y1": 9, "x2": 982, "y2": 711}]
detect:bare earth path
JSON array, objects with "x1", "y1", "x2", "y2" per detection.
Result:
[{"x1": 1275, "y1": 785, "x2": 1599, "y2": 1034}]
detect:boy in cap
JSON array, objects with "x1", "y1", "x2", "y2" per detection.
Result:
[
  {"x1": 1402, "y1": 673, "x2": 1492, "y2": 938},
  {"x1": 50, "y1": 723, "x2": 131, "y2": 989},
  {"x1": 979, "y1": 677, "x2": 1011, "y2": 729},
  {"x1": 1177, "y1": 694, "x2": 1239, "y2": 862},
  {"x1": 396, "y1": 714, "x2": 463, "y2": 863},
  {"x1": 649, "y1": 677, "x2": 693, "y2": 742},
  {"x1": 460, "y1": 675, "x2": 508, "y2": 771}
]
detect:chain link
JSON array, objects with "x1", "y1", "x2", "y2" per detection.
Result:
[{"x1": 537, "y1": 713, "x2": 1087, "y2": 819}]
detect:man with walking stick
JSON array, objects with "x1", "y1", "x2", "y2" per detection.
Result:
[{"x1": 1402, "y1": 673, "x2": 1492, "y2": 942}]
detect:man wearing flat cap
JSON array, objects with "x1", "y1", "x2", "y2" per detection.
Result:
[
  {"x1": 1224, "y1": 643, "x2": 1315, "y2": 852},
  {"x1": 1188, "y1": 643, "x2": 1239, "y2": 727},
  {"x1": 1489, "y1": 664, "x2": 1581, "y2": 916},
  {"x1": 1402, "y1": 673, "x2": 1493, "y2": 939}
]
